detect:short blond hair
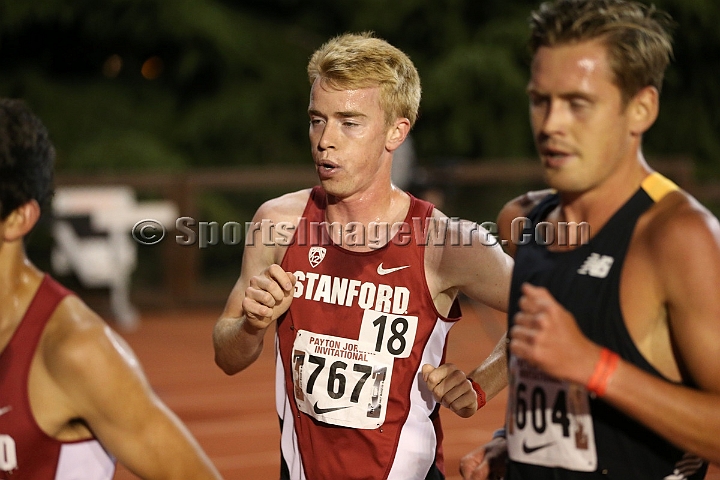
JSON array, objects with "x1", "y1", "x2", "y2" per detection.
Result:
[{"x1": 307, "y1": 32, "x2": 421, "y2": 127}]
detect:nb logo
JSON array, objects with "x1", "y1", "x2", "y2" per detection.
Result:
[{"x1": 577, "y1": 253, "x2": 614, "y2": 278}]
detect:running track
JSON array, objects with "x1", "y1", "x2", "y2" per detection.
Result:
[{"x1": 113, "y1": 303, "x2": 719, "y2": 479}]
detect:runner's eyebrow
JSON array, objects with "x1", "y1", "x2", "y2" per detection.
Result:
[
  {"x1": 307, "y1": 109, "x2": 367, "y2": 119},
  {"x1": 335, "y1": 111, "x2": 367, "y2": 119}
]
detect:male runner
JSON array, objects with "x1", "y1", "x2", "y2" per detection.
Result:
[
  {"x1": 214, "y1": 32, "x2": 513, "y2": 480},
  {"x1": 460, "y1": 1, "x2": 720, "y2": 478},
  {"x1": 0, "y1": 98, "x2": 222, "y2": 479}
]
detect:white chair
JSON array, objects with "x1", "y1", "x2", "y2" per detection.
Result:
[{"x1": 51, "y1": 186, "x2": 177, "y2": 330}]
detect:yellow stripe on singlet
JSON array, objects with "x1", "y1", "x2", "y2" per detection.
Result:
[{"x1": 641, "y1": 172, "x2": 679, "y2": 203}]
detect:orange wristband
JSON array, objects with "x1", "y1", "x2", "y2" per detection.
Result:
[
  {"x1": 586, "y1": 348, "x2": 620, "y2": 397},
  {"x1": 468, "y1": 378, "x2": 487, "y2": 409}
]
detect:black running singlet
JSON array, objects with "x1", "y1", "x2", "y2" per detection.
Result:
[{"x1": 505, "y1": 173, "x2": 708, "y2": 480}]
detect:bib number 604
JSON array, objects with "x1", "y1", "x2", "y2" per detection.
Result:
[{"x1": 514, "y1": 382, "x2": 570, "y2": 437}]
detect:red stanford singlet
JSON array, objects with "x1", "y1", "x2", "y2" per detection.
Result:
[
  {"x1": 276, "y1": 187, "x2": 461, "y2": 480},
  {"x1": 0, "y1": 275, "x2": 116, "y2": 479}
]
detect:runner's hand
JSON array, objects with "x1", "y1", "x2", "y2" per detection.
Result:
[
  {"x1": 459, "y1": 436, "x2": 507, "y2": 480},
  {"x1": 422, "y1": 363, "x2": 478, "y2": 418},
  {"x1": 243, "y1": 264, "x2": 296, "y2": 331}
]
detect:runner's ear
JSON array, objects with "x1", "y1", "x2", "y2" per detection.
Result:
[
  {"x1": 386, "y1": 118, "x2": 411, "y2": 152},
  {"x1": 628, "y1": 85, "x2": 659, "y2": 137},
  {"x1": 2, "y1": 200, "x2": 41, "y2": 242}
]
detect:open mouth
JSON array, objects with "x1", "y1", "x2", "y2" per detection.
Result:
[
  {"x1": 540, "y1": 145, "x2": 574, "y2": 166},
  {"x1": 317, "y1": 160, "x2": 338, "y2": 171},
  {"x1": 316, "y1": 160, "x2": 339, "y2": 178}
]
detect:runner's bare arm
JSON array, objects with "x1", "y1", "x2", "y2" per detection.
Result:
[
  {"x1": 466, "y1": 332, "x2": 508, "y2": 403},
  {"x1": 45, "y1": 298, "x2": 222, "y2": 479},
  {"x1": 422, "y1": 210, "x2": 513, "y2": 407},
  {"x1": 429, "y1": 211, "x2": 514, "y2": 314},
  {"x1": 603, "y1": 201, "x2": 720, "y2": 463},
  {"x1": 213, "y1": 191, "x2": 308, "y2": 375},
  {"x1": 455, "y1": 192, "x2": 551, "y2": 473}
]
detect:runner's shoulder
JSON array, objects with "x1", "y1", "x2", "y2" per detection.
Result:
[
  {"x1": 254, "y1": 188, "x2": 312, "y2": 225},
  {"x1": 642, "y1": 189, "x2": 720, "y2": 256},
  {"x1": 499, "y1": 189, "x2": 555, "y2": 221}
]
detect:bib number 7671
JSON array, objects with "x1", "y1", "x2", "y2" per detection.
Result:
[{"x1": 292, "y1": 330, "x2": 394, "y2": 429}]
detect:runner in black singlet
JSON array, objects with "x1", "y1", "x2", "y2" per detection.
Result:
[{"x1": 460, "y1": 1, "x2": 720, "y2": 479}]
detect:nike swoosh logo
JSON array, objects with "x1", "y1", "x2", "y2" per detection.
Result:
[
  {"x1": 0, "y1": 406, "x2": 12, "y2": 417},
  {"x1": 313, "y1": 402, "x2": 351, "y2": 415},
  {"x1": 522, "y1": 440, "x2": 555, "y2": 454},
  {"x1": 377, "y1": 263, "x2": 410, "y2": 275}
]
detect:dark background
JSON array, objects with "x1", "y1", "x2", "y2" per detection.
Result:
[
  {"x1": 2, "y1": 0, "x2": 719, "y2": 306},
  {"x1": 2, "y1": 0, "x2": 718, "y2": 172}
]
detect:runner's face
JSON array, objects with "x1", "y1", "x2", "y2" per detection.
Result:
[
  {"x1": 527, "y1": 39, "x2": 634, "y2": 193},
  {"x1": 308, "y1": 80, "x2": 393, "y2": 199}
]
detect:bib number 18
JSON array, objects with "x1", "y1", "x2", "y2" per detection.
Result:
[{"x1": 358, "y1": 310, "x2": 418, "y2": 358}]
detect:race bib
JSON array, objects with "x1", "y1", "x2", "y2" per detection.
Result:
[
  {"x1": 292, "y1": 330, "x2": 395, "y2": 429},
  {"x1": 357, "y1": 309, "x2": 419, "y2": 358},
  {"x1": 507, "y1": 357, "x2": 597, "y2": 471}
]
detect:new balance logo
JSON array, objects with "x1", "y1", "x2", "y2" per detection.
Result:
[{"x1": 577, "y1": 253, "x2": 614, "y2": 278}]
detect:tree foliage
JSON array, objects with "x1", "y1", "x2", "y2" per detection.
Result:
[{"x1": 0, "y1": 0, "x2": 718, "y2": 173}]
